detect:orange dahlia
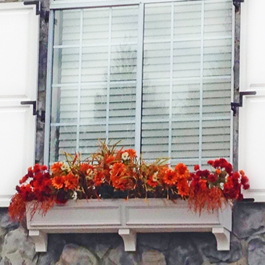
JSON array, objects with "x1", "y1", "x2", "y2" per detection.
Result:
[
  {"x1": 64, "y1": 172, "x2": 79, "y2": 190},
  {"x1": 52, "y1": 176, "x2": 65, "y2": 189},
  {"x1": 51, "y1": 162, "x2": 63, "y2": 175},
  {"x1": 175, "y1": 163, "x2": 189, "y2": 179},
  {"x1": 163, "y1": 169, "x2": 177, "y2": 186}
]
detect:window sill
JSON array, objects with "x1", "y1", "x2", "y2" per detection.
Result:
[{"x1": 26, "y1": 199, "x2": 232, "y2": 252}]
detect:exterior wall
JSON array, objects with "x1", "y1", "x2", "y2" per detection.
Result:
[{"x1": 0, "y1": 0, "x2": 263, "y2": 264}]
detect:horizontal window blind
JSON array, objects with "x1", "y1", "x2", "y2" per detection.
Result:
[{"x1": 49, "y1": 0, "x2": 233, "y2": 167}]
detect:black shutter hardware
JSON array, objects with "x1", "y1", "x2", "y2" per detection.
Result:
[
  {"x1": 231, "y1": 91, "x2": 256, "y2": 116},
  {"x1": 20, "y1": 101, "x2": 45, "y2": 122}
]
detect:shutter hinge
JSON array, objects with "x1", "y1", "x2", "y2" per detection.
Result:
[
  {"x1": 21, "y1": 101, "x2": 45, "y2": 122},
  {"x1": 23, "y1": 1, "x2": 41, "y2": 15},
  {"x1": 233, "y1": 0, "x2": 244, "y2": 11},
  {"x1": 231, "y1": 91, "x2": 256, "y2": 116}
]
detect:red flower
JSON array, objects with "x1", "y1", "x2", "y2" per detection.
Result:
[
  {"x1": 208, "y1": 174, "x2": 217, "y2": 183},
  {"x1": 194, "y1": 165, "x2": 200, "y2": 171},
  {"x1": 177, "y1": 179, "x2": 189, "y2": 197}
]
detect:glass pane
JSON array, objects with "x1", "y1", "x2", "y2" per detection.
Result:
[
  {"x1": 141, "y1": 121, "x2": 169, "y2": 161},
  {"x1": 109, "y1": 83, "x2": 136, "y2": 122},
  {"x1": 174, "y1": 2, "x2": 201, "y2": 39},
  {"x1": 144, "y1": 3, "x2": 171, "y2": 42},
  {"x1": 50, "y1": 125, "x2": 77, "y2": 164},
  {"x1": 51, "y1": 86, "x2": 78, "y2": 124},
  {"x1": 202, "y1": 78, "x2": 231, "y2": 118},
  {"x1": 171, "y1": 121, "x2": 200, "y2": 159},
  {"x1": 54, "y1": 10, "x2": 80, "y2": 46},
  {"x1": 80, "y1": 84, "x2": 107, "y2": 124},
  {"x1": 53, "y1": 47, "x2": 80, "y2": 85},
  {"x1": 79, "y1": 124, "x2": 106, "y2": 157},
  {"x1": 83, "y1": 8, "x2": 109, "y2": 45},
  {"x1": 81, "y1": 46, "x2": 108, "y2": 83},
  {"x1": 202, "y1": 119, "x2": 231, "y2": 159}
]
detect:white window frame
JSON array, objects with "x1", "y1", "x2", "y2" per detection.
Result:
[{"x1": 44, "y1": 0, "x2": 235, "y2": 166}]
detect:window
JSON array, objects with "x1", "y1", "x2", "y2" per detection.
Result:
[{"x1": 46, "y1": 0, "x2": 233, "y2": 168}]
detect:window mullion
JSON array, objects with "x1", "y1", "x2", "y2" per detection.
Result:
[
  {"x1": 135, "y1": 3, "x2": 144, "y2": 156},
  {"x1": 168, "y1": 2, "x2": 174, "y2": 162},
  {"x1": 199, "y1": 1, "x2": 205, "y2": 166},
  {"x1": 106, "y1": 8, "x2": 112, "y2": 144},
  {"x1": 76, "y1": 10, "x2": 84, "y2": 152}
]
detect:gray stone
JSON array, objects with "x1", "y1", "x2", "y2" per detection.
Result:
[
  {"x1": 233, "y1": 203, "x2": 265, "y2": 239},
  {"x1": 168, "y1": 234, "x2": 203, "y2": 265},
  {"x1": 56, "y1": 244, "x2": 98, "y2": 265},
  {"x1": 141, "y1": 250, "x2": 166, "y2": 265},
  {"x1": 201, "y1": 238, "x2": 242, "y2": 263},
  {"x1": 93, "y1": 244, "x2": 110, "y2": 259},
  {"x1": 0, "y1": 215, "x2": 19, "y2": 230},
  {"x1": 138, "y1": 233, "x2": 170, "y2": 251},
  {"x1": 102, "y1": 244, "x2": 123, "y2": 265},
  {"x1": 0, "y1": 227, "x2": 36, "y2": 265},
  {"x1": 248, "y1": 237, "x2": 265, "y2": 265}
]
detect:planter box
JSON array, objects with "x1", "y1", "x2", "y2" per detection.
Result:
[{"x1": 26, "y1": 199, "x2": 232, "y2": 252}]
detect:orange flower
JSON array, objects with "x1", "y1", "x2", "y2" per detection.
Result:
[
  {"x1": 64, "y1": 172, "x2": 79, "y2": 190},
  {"x1": 239, "y1": 170, "x2": 245, "y2": 176},
  {"x1": 105, "y1": 154, "x2": 115, "y2": 164},
  {"x1": 125, "y1": 149, "x2": 137, "y2": 158},
  {"x1": 177, "y1": 179, "x2": 189, "y2": 197},
  {"x1": 175, "y1": 163, "x2": 189, "y2": 179},
  {"x1": 111, "y1": 163, "x2": 127, "y2": 179},
  {"x1": 80, "y1": 163, "x2": 93, "y2": 174},
  {"x1": 111, "y1": 176, "x2": 128, "y2": 191},
  {"x1": 93, "y1": 171, "x2": 105, "y2": 186},
  {"x1": 163, "y1": 169, "x2": 177, "y2": 185},
  {"x1": 215, "y1": 169, "x2": 221, "y2": 175},
  {"x1": 52, "y1": 176, "x2": 64, "y2": 189},
  {"x1": 51, "y1": 162, "x2": 63, "y2": 175},
  {"x1": 147, "y1": 172, "x2": 159, "y2": 188}
]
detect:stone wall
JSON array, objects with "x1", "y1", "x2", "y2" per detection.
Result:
[
  {"x1": 0, "y1": 203, "x2": 265, "y2": 264},
  {"x1": 1, "y1": 0, "x2": 264, "y2": 264}
]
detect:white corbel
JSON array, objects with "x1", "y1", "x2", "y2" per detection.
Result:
[
  {"x1": 29, "y1": 230, "x2": 47, "y2": 252},
  {"x1": 212, "y1": 227, "x2": 230, "y2": 251}
]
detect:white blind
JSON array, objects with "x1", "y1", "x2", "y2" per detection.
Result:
[{"x1": 49, "y1": 0, "x2": 232, "y2": 166}]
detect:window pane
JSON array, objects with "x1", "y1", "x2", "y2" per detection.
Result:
[
  {"x1": 142, "y1": 1, "x2": 232, "y2": 165},
  {"x1": 50, "y1": 5, "x2": 138, "y2": 162}
]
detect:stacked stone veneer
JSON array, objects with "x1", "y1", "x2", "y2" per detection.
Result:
[{"x1": 0, "y1": 203, "x2": 264, "y2": 264}]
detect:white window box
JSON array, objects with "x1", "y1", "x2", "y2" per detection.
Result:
[{"x1": 26, "y1": 199, "x2": 232, "y2": 252}]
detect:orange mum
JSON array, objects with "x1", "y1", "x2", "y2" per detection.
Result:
[
  {"x1": 64, "y1": 172, "x2": 79, "y2": 190},
  {"x1": 51, "y1": 162, "x2": 63, "y2": 175},
  {"x1": 175, "y1": 163, "x2": 190, "y2": 179},
  {"x1": 52, "y1": 176, "x2": 64, "y2": 189},
  {"x1": 177, "y1": 179, "x2": 189, "y2": 197},
  {"x1": 163, "y1": 169, "x2": 177, "y2": 185}
]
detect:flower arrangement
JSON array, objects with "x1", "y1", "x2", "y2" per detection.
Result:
[{"x1": 8, "y1": 141, "x2": 250, "y2": 222}]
